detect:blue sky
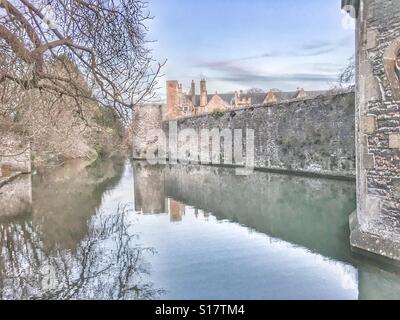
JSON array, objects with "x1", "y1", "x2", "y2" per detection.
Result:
[{"x1": 146, "y1": 0, "x2": 355, "y2": 98}]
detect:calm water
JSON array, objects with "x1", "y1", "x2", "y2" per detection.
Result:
[{"x1": 1, "y1": 159, "x2": 400, "y2": 300}]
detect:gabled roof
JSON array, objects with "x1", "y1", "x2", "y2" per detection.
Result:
[
  {"x1": 186, "y1": 93, "x2": 235, "y2": 107},
  {"x1": 186, "y1": 90, "x2": 329, "y2": 107}
]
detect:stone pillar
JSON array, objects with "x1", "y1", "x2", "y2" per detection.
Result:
[
  {"x1": 132, "y1": 104, "x2": 164, "y2": 160},
  {"x1": 347, "y1": 0, "x2": 400, "y2": 260}
]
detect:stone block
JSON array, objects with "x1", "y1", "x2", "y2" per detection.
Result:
[
  {"x1": 366, "y1": 29, "x2": 377, "y2": 50},
  {"x1": 383, "y1": 40, "x2": 400, "y2": 99},
  {"x1": 363, "y1": 153, "x2": 375, "y2": 169},
  {"x1": 392, "y1": 178, "x2": 400, "y2": 200},
  {"x1": 362, "y1": 115, "x2": 376, "y2": 134},
  {"x1": 389, "y1": 133, "x2": 400, "y2": 149}
]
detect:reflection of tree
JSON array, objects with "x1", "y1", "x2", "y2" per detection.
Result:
[
  {"x1": 32, "y1": 158, "x2": 125, "y2": 250},
  {"x1": 0, "y1": 206, "x2": 164, "y2": 300}
]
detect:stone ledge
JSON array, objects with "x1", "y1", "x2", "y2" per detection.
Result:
[{"x1": 350, "y1": 210, "x2": 400, "y2": 261}]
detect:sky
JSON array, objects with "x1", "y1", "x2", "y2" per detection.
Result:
[{"x1": 146, "y1": 0, "x2": 355, "y2": 100}]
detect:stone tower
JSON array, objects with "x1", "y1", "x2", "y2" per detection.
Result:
[
  {"x1": 344, "y1": 0, "x2": 400, "y2": 260},
  {"x1": 132, "y1": 104, "x2": 164, "y2": 160},
  {"x1": 200, "y1": 79, "x2": 208, "y2": 107}
]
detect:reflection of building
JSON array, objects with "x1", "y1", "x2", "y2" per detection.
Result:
[
  {"x1": 133, "y1": 162, "x2": 165, "y2": 214},
  {"x1": 167, "y1": 198, "x2": 185, "y2": 222}
]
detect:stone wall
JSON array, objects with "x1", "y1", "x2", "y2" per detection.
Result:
[
  {"x1": 350, "y1": 0, "x2": 400, "y2": 260},
  {"x1": 162, "y1": 92, "x2": 356, "y2": 178},
  {"x1": 0, "y1": 130, "x2": 31, "y2": 175}
]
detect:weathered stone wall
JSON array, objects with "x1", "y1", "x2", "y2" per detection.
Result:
[
  {"x1": 132, "y1": 104, "x2": 164, "y2": 160},
  {"x1": 163, "y1": 92, "x2": 356, "y2": 178},
  {"x1": 0, "y1": 130, "x2": 31, "y2": 175},
  {"x1": 350, "y1": 0, "x2": 400, "y2": 260}
]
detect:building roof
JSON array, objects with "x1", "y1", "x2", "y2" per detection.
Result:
[{"x1": 186, "y1": 90, "x2": 329, "y2": 107}]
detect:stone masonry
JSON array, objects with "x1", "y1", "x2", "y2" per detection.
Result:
[
  {"x1": 132, "y1": 104, "x2": 164, "y2": 160},
  {"x1": 347, "y1": 0, "x2": 400, "y2": 260},
  {"x1": 162, "y1": 92, "x2": 356, "y2": 178}
]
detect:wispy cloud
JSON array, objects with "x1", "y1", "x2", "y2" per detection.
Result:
[
  {"x1": 206, "y1": 63, "x2": 338, "y2": 85},
  {"x1": 149, "y1": 0, "x2": 355, "y2": 93},
  {"x1": 193, "y1": 38, "x2": 352, "y2": 89},
  {"x1": 198, "y1": 38, "x2": 349, "y2": 70}
]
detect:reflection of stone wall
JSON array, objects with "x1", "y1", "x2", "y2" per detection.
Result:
[
  {"x1": 133, "y1": 161, "x2": 165, "y2": 214},
  {"x1": 163, "y1": 164, "x2": 356, "y2": 263},
  {"x1": 0, "y1": 174, "x2": 32, "y2": 218},
  {"x1": 0, "y1": 131, "x2": 31, "y2": 174},
  {"x1": 358, "y1": 266, "x2": 400, "y2": 300}
]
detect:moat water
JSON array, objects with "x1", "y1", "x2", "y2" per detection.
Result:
[{"x1": 1, "y1": 159, "x2": 400, "y2": 300}]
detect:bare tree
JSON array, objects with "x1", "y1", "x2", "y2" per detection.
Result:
[
  {"x1": 0, "y1": 205, "x2": 165, "y2": 300},
  {"x1": 338, "y1": 54, "x2": 355, "y2": 87},
  {"x1": 0, "y1": 0, "x2": 165, "y2": 123},
  {"x1": 247, "y1": 88, "x2": 265, "y2": 94}
]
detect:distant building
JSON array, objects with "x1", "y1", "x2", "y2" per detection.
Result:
[{"x1": 165, "y1": 79, "x2": 327, "y2": 120}]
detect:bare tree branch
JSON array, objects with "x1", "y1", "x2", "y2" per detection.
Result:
[{"x1": 0, "y1": 0, "x2": 165, "y2": 124}]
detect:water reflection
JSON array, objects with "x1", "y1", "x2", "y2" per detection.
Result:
[
  {"x1": 2, "y1": 159, "x2": 400, "y2": 299},
  {"x1": 133, "y1": 162, "x2": 165, "y2": 214},
  {"x1": 133, "y1": 161, "x2": 400, "y2": 300},
  {"x1": 0, "y1": 159, "x2": 163, "y2": 300},
  {"x1": 32, "y1": 159, "x2": 124, "y2": 250}
]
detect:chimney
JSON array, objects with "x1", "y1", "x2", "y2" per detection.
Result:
[
  {"x1": 200, "y1": 79, "x2": 208, "y2": 107},
  {"x1": 166, "y1": 80, "x2": 179, "y2": 119},
  {"x1": 190, "y1": 80, "x2": 196, "y2": 106}
]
